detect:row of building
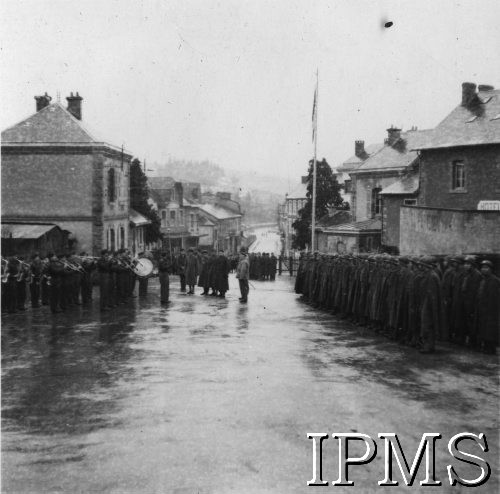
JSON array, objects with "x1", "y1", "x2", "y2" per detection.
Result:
[
  {"x1": 1, "y1": 93, "x2": 243, "y2": 257},
  {"x1": 280, "y1": 82, "x2": 500, "y2": 257}
]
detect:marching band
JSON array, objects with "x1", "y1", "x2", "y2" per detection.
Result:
[{"x1": 1, "y1": 249, "x2": 153, "y2": 314}]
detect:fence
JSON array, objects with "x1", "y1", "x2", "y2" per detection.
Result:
[{"x1": 278, "y1": 255, "x2": 300, "y2": 276}]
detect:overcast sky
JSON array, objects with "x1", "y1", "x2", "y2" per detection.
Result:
[{"x1": 1, "y1": 0, "x2": 499, "y2": 186}]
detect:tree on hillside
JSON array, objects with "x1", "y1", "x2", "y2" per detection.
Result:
[
  {"x1": 130, "y1": 158, "x2": 162, "y2": 245},
  {"x1": 292, "y1": 158, "x2": 348, "y2": 249}
]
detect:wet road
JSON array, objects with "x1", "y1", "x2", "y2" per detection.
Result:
[
  {"x1": 248, "y1": 227, "x2": 281, "y2": 255},
  {"x1": 2, "y1": 275, "x2": 499, "y2": 493}
]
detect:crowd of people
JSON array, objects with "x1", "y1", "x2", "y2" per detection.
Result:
[
  {"x1": 1, "y1": 246, "x2": 253, "y2": 314},
  {"x1": 295, "y1": 252, "x2": 499, "y2": 354},
  {"x1": 248, "y1": 252, "x2": 277, "y2": 281}
]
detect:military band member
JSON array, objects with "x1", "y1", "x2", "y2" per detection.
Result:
[
  {"x1": 80, "y1": 252, "x2": 96, "y2": 304},
  {"x1": 98, "y1": 250, "x2": 112, "y2": 311},
  {"x1": 30, "y1": 252, "x2": 43, "y2": 308},
  {"x1": 16, "y1": 256, "x2": 29, "y2": 311},
  {"x1": 47, "y1": 252, "x2": 64, "y2": 314},
  {"x1": 41, "y1": 255, "x2": 50, "y2": 306}
]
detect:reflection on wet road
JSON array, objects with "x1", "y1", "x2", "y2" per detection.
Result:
[{"x1": 2, "y1": 275, "x2": 499, "y2": 493}]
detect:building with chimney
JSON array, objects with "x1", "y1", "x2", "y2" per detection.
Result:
[
  {"x1": 1, "y1": 93, "x2": 133, "y2": 255},
  {"x1": 398, "y1": 82, "x2": 500, "y2": 256},
  {"x1": 148, "y1": 179, "x2": 242, "y2": 253},
  {"x1": 317, "y1": 127, "x2": 431, "y2": 254}
]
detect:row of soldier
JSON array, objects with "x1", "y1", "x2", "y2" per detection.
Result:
[
  {"x1": 1, "y1": 247, "x2": 241, "y2": 314},
  {"x1": 248, "y1": 252, "x2": 277, "y2": 281},
  {"x1": 294, "y1": 253, "x2": 499, "y2": 354},
  {"x1": 2, "y1": 252, "x2": 97, "y2": 314}
]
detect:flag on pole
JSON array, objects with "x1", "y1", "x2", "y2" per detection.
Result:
[{"x1": 312, "y1": 86, "x2": 318, "y2": 142}]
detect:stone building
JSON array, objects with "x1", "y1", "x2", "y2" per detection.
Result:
[
  {"x1": 148, "y1": 177, "x2": 200, "y2": 251},
  {"x1": 322, "y1": 127, "x2": 430, "y2": 253},
  {"x1": 399, "y1": 82, "x2": 500, "y2": 255},
  {"x1": 1, "y1": 93, "x2": 133, "y2": 255},
  {"x1": 148, "y1": 179, "x2": 243, "y2": 253}
]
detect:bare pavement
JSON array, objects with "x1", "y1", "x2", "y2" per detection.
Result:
[{"x1": 1, "y1": 274, "x2": 499, "y2": 493}]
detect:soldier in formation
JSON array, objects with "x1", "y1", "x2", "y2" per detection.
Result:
[
  {"x1": 248, "y1": 252, "x2": 277, "y2": 281},
  {"x1": 295, "y1": 253, "x2": 499, "y2": 354}
]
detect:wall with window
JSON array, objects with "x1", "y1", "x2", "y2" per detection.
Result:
[
  {"x1": 418, "y1": 145, "x2": 500, "y2": 209},
  {"x1": 104, "y1": 220, "x2": 128, "y2": 252},
  {"x1": 352, "y1": 173, "x2": 406, "y2": 222}
]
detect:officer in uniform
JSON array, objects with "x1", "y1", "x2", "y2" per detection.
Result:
[
  {"x1": 236, "y1": 247, "x2": 250, "y2": 303},
  {"x1": 158, "y1": 252, "x2": 172, "y2": 304},
  {"x1": 176, "y1": 249, "x2": 187, "y2": 292}
]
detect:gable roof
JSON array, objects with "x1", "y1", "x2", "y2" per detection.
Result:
[
  {"x1": 129, "y1": 209, "x2": 151, "y2": 227},
  {"x1": 320, "y1": 218, "x2": 381, "y2": 234},
  {"x1": 286, "y1": 181, "x2": 307, "y2": 200},
  {"x1": 340, "y1": 142, "x2": 384, "y2": 171},
  {"x1": 197, "y1": 203, "x2": 241, "y2": 220},
  {"x1": 1, "y1": 102, "x2": 129, "y2": 154},
  {"x1": 1, "y1": 223, "x2": 62, "y2": 239},
  {"x1": 412, "y1": 88, "x2": 500, "y2": 150},
  {"x1": 350, "y1": 129, "x2": 433, "y2": 174},
  {"x1": 380, "y1": 172, "x2": 419, "y2": 195}
]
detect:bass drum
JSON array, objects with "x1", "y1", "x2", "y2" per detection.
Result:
[{"x1": 133, "y1": 258, "x2": 154, "y2": 278}]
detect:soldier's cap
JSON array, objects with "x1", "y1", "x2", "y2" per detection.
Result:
[
  {"x1": 464, "y1": 255, "x2": 477, "y2": 264},
  {"x1": 202, "y1": 250, "x2": 208, "y2": 254},
  {"x1": 481, "y1": 260, "x2": 493, "y2": 268}
]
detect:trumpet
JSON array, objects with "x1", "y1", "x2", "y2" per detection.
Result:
[{"x1": 61, "y1": 260, "x2": 84, "y2": 273}]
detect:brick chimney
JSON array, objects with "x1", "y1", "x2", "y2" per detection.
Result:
[
  {"x1": 386, "y1": 125, "x2": 401, "y2": 146},
  {"x1": 355, "y1": 140, "x2": 365, "y2": 158},
  {"x1": 461, "y1": 82, "x2": 477, "y2": 106},
  {"x1": 478, "y1": 84, "x2": 494, "y2": 92},
  {"x1": 34, "y1": 92, "x2": 52, "y2": 112},
  {"x1": 66, "y1": 92, "x2": 83, "y2": 120}
]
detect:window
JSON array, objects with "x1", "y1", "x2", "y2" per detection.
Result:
[
  {"x1": 404, "y1": 199, "x2": 417, "y2": 206},
  {"x1": 170, "y1": 210, "x2": 176, "y2": 225},
  {"x1": 120, "y1": 226, "x2": 125, "y2": 249},
  {"x1": 344, "y1": 180, "x2": 352, "y2": 193},
  {"x1": 108, "y1": 168, "x2": 116, "y2": 203},
  {"x1": 190, "y1": 213, "x2": 195, "y2": 229},
  {"x1": 179, "y1": 210, "x2": 184, "y2": 225},
  {"x1": 109, "y1": 228, "x2": 115, "y2": 251},
  {"x1": 371, "y1": 187, "x2": 382, "y2": 217},
  {"x1": 452, "y1": 161, "x2": 466, "y2": 190},
  {"x1": 161, "y1": 210, "x2": 167, "y2": 227}
]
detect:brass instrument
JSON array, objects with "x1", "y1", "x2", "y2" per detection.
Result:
[
  {"x1": 1, "y1": 262, "x2": 9, "y2": 283},
  {"x1": 14, "y1": 258, "x2": 30, "y2": 282},
  {"x1": 62, "y1": 259, "x2": 84, "y2": 273}
]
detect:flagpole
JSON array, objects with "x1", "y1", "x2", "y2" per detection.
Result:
[{"x1": 311, "y1": 70, "x2": 318, "y2": 251}]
